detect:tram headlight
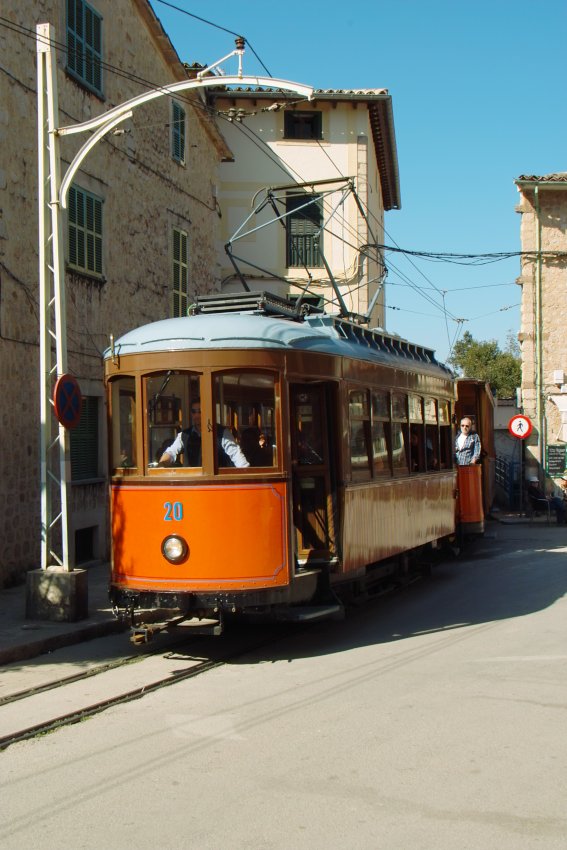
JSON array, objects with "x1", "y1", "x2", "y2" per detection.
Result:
[{"x1": 161, "y1": 535, "x2": 189, "y2": 564}]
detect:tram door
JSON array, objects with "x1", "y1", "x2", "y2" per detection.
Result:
[{"x1": 290, "y1": 384, "x2": 336, "y2": 564}]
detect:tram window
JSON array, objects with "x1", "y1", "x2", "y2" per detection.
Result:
[
  {"x1": 391, "y1": 423, "x2": 409, "y2": 475},
  {"x1": 409, "y1": 395, "x2": 425, "y2": 473},
  {"x1": 145, "y1": 372, "x2": 200, "y2": 467},
  {"x1": 408, "y1": 395, "x2": 423, "y2": 423},
  {"x1": 371, "y1": 391, "x2": 391, "y2": 478},
  {"x1": 424, "y1": 398, "x2": 440, "y2": 471},
  {"x1": 391, "y1": 393, "x2": 408, "y2": 422},
  {"x1": 410, "y1": 425, "x2": 426, "y2": 472},
  {"x1": 391, "y1": 393, "x2": 409, "y2": 475},
  {"x1": 438, "y1": 400, "x2": 453, "y2": 469},
  {"x1": 214, "y1": 372, "x2": 277, "y2": 469},
  {"x1": 425, "y1": 424, "x2": 440, "y2": 470},
  {"x1": 349, "y1": 390, "x2": 372, "y2": 481},
  {"x1": 293, "y1": 390, "x2": 325, "y2": 466},
  {"x1": 110, "y1": 377, "x2": 137, "y2": 472}
]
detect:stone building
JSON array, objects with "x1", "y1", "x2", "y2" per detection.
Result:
[
  {"x1": 515, "y1": 173, "x2": 567, "y2": 488},
  {"x1": 207, "y1": 86, "x2": 400, "y2": 328},
  {"x1": 0, "y1": 0, "x2": 230, "y2": 586}
]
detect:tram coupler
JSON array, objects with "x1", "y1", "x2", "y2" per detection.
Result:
[
  {"x1": 130, "y1": 616, "x2": 186, "y2": 645},
  {"x1": 130, "y1": 612, "x2": 223, "y2": 644}
]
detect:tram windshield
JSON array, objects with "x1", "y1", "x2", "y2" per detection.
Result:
[
  {"x1": 214, "y1": 372, "x2": 277, "y2": 469},
  {"x1": 110, "y1": 376, "x2": 137, "y2": 472},
  {"x1": 146, "y1": 371, "x2": 200, "y2": 467}
]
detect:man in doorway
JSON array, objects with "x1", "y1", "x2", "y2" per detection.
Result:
[{"x1": 455, "y1": 417, "x2": 481, "y2": 466}]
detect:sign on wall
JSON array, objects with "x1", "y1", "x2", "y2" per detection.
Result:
[{"x1": 546, "y1": 444, "x2": 566, "y2": 477}]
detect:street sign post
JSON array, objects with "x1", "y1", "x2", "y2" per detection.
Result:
[{"x1": 508, "y1": 414, "x2": 533, "y2": 516}]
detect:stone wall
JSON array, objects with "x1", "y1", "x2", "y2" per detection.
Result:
[
  {"x1": 0, "y1": 0, "x2": 226, "y2": 585},
  {"x1": 516, "y1": 181, "x2": 567, "y2": 484}
]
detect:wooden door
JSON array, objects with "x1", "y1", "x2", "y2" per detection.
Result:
[{"x1": 290, "y1": 384, "x2": 336, "y2": 563}]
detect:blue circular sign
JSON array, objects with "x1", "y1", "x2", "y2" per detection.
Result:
[{"x1": 53, "y1": 374, "x2": 82, "y2": 429}]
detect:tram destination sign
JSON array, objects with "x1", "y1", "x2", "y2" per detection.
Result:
[{"x1": 546, "y1": 444, "x2": 566, "y2": 477}]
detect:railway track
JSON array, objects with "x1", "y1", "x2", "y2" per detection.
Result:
[
  {"x1": 0, "y1": 562, "x2": 443, "y2": 752},
  {"x1": 0, "y1": 626, "x2": 298, "y2": 751}
]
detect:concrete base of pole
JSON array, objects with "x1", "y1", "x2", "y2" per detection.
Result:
[{"x1": 25, "y1": 568, "x2": 89, "y2": 622}]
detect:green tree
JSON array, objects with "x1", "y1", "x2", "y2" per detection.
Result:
[{"x1": 449, "y1": 331, "x2": 521, "y2": 397}]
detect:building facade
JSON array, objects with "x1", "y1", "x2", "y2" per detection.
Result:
[
  {"x1": 0, "y1": 0, "x2": 230, "y2": 586},
  {"x1": 207, "y1": 87, "x2": 400, "y2": 328},
  {"x1": 515, "y1": 173, "x2": 567, "y2": 488}
]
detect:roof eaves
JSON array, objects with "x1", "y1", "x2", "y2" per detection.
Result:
[
  {"x1": 134, "y1": 0, "x2": 234, "y2": 161},
  {"x1": 516, "y1": 172, "x2": 567, "y2": 186}
]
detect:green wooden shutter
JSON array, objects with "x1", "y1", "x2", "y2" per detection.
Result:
[
  {"x1": 172, "y1": 228, "x2": 189, "y2": 317},
  {"x1": 66, "y1": 0, "x2": 103, "y2": 96},
  {"x1": 172, "y1": 102, "x2": 186, "y2": 163},
  {"x1": 68, "y1": 186, "x2": 103, "y2": 276},
  {"x1": 70, "y1": 396, "x2": 99, "y2": 480},
  {"x1": 286, "y1": 194, "x2": 322, "y2": 267}
]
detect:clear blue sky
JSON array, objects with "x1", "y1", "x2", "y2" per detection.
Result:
[{"x1": 150, "y1": 0, "x2": 567, "y2": 363}]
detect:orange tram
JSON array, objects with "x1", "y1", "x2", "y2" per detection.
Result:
[{"x1": 104, "y1": 292, "x2": 487, "y2": 639}]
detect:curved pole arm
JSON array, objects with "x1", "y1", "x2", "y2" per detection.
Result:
[
  {"x1": 57, "y1": 76, "x2": 313, "y2": 138},
  {"x1": 59, "y1": 110, "x2": 133, "y2": 208}
]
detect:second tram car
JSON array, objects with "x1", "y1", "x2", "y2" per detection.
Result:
[{"x1": 104, "y1": 292, "x2": 468, "y2": 637}]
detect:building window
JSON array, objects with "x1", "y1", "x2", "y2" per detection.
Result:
[
  {"x1": 71, "y1": 396, "x2": 99, "y2": 481},
  {"x1": 171, "y1": 101, "x2": 186, "y2": 164},
  {"x1": 68, "y1": 186, "x2": 103, "y2": 277},
  {"x1": 66, "y1": 0, "x2": 103, "y2": 96},
  {"x1": 284, "y1": 111, "x2": 322, "y2": 140},
  {"x1": 172, "y1": 227, "x2": 189, "y2": 317},
  {"x1": 286, "y1": 194, "x2": 323, "y2": 268}
]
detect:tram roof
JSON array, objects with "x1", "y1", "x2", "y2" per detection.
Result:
[{"x1": 106, "y1": 307, "x2": 452, "y2": 378}]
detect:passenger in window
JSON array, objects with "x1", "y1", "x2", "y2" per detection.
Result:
[
  {"x1": 454, "y1": 417, "x2": 481, "y2": 465},
  {"x1": 240, "y1": 408, "x2": 273, "y2": 467},
  {"x1": 158, "y1": 400, "x2": 249, "y2": 468},
  {"x1": 153, "y1": 437, "x2": 176, "y2": 465}
]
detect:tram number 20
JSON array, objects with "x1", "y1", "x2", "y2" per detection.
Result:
[{"x1": 164, "y1": 501, "x2": 183, "y2": 522}]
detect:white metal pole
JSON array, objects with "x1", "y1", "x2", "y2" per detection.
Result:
[
  {"x1": 37, "y1": 23, "x2": 72, "y2": 570},
  {"x1": 37, "y1": 24, "x2": 50, "y2": 570}
]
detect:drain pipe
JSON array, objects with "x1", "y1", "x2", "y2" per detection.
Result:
[{"x1": 534, "y1": 185, "x2": 546, "y2": 471}]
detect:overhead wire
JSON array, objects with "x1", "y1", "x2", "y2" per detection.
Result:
[
  {"x1": 151, "y1": 0, "x2": 273, "y2": 75},
  {"x1": 1, "y1": 12, "x2": 525, "y2": 350}
]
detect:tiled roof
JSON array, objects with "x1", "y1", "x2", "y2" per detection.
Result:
[
  {"x1": 517, "y1": 173, "x2": 567, "y2": 182},
  {"x1": 208, "y1": 86, "x2": 389, "y2": 98},
  {"x1": 314, "y1": 88, "x2": 389, "y2": 96}
]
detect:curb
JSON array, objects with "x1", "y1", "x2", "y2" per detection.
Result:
[{"x1": 0, "y1": 618, "x2": 128, "y2": 667}]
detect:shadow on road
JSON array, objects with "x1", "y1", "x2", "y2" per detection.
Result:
[{"x1": 224, "y1": 521, "x2": 567, "y2": 663}]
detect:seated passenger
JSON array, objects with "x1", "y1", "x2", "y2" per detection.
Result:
[
  {"x1": 240, "y1": 427, "x2": 273, "y2": 466},
  {"x1": 527, "y1": 477, "x2": 566, "y2": 524},
  {"x1": 158, "y1": 400, "x2": 249, "y2": 468}
]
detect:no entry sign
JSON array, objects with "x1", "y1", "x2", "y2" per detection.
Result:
[
  {"x1": 508, "y1": 414, "x2": 533, "y2": 439},
  {"x1": 53, "y1": 373, "x2": 82, "y2": 429}
]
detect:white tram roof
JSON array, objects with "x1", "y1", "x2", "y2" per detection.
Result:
[{"x1": 105, "y1": 305, "x2": 452, "y2": 379}]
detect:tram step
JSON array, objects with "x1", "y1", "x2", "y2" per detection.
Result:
[{"x1": 280, "y1": 604, "x2": 344, "y2": 623}]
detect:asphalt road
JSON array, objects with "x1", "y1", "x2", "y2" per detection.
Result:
[{"x1": 1, "y1": 522, "x2": 566, "y2": 849}]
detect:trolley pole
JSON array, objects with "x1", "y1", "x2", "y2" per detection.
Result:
[{"x1": 28, "y1": 23, "x2": 313, "y2": 621}]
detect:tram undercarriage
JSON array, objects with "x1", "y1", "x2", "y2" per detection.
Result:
[{"x1": 112, "y1": 538, "x2": 449, "y2": 645}]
